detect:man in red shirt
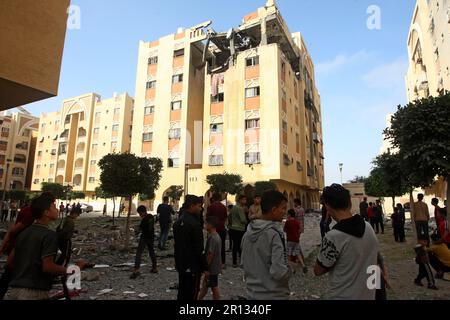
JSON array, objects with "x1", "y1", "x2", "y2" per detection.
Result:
[
  {"x1": 206, "y1": 193, "x2": 228, "y2": 268},
  {"x1": 284, "y1": 209, "x2": 307, "y2": 273},
  {"x1": 435, "y1": 208, "x2": 450, "y2": 249},
  {"x1": 0, "y1": 203, "x2": 34, "y2": 299}
]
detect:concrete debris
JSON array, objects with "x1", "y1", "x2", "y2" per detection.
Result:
[
  {"x1": 311, "y1": 295, "x2": 320, "y2": 299},
  {"x1": 123, "y1": 291, "x2": 136, "y2": 295},
  {"x1": 97, "y1": 289, "x2": 113, "y2": 295},
  {"x1": 138, "y1": 293, "x2": 148, "y2": 298},
  {"x1": 165, "y1": 267, "x2": 176, "y2": 272},
  {"x1": 93, "y1": 264, "x2": 110, "y2": 269}
]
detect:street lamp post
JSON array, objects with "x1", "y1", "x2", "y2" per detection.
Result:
[
  {"x1": 184, "y1": 164, "x2": 189, "y2": 199},
  {"x1": 2, "y1": 159, "x2": 12, "y2": 201},
  {"x1": 339, "y1": 163, "x2": 343, "y2": 185}
]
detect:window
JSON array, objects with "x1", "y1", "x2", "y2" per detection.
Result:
[
  {"x1": 172, "y1": 74, "x2": 183, "y2": 83},
  {"x1": 112, "y1": 124, "x2": 119, "y2": 131},
  {"x1": 245, "y1": 119, "x2": 260, "y2": 130},
  {"x1": 93, "y1": 128, "x2": 100, "y2": 134},
  {"x1": 210, "y1": 123, "x2": 223, "y2": 133},
  {"x1": 0, "y1": 141, "x2": 7, "y2": 146},
  {"x1": 1, "y1": 127, "x2": 9, "y2": 133},
  {"x1": 148, "y1": 56, "x2": 158, "y2": 65},
  {"x1": 168, "y1": 158, "x2": 180, "y2": 168},
  {"x1": 245, "y1": 87, "x2": 260, "y2": 98},
  {"x1": 51, "y1": 149, "x2": 57, "y2": 155},
  {"x1": 22, "y1": 129, "x2": 31, "y2": 137},
  {"x1": 282, "y1": 121, "x2": 288, "y2": 132},
  {"x1": 90, "y1": 160, "x2": 96, "y2": 165},
  {"x1": 59, "y1": 144, "x2": 67, "y2": 155},
  {"x1": 209, "y1": 155, "x2": 224, "y2": 166},
  {"x1": 283, "y1": 153, "x2": 291, "y2": 165},
  {"x1": 12, "y1": 168, "x2": 24, "y2": 176},
  {"x1": 95, "y1": 112, "x2": 101, "y2": 118},
  {"x1": 33, "y1": 179, "x2": 40, "y2": 185},
  {"x1": 114, "y1": 108, "x2": 120, "y2": 115},
  {"x1": 171, "y1": 101, "x2": 182, "y2": 110},
  {"x1": 92, "y1": 144, "x2": 98, "y2": 150},
  {"x1": 16, "y1": 142, "x2": 28, "y2": 150},
  {"x1": 89, "y1": 177, "x2": 96, "y2": 183},
  {"x1": 38, "y1": 151, "x2": 42, "y2": 156},
  {"x1": 55, "y1": 120, "x2": 60, "y2": 126},
  {"x1": 65, "y1": 115, "x2": 70, "y2": 124},
  {"x1": 36, "y1": 165, "x2": 41, "y2": 170},
  {"x1": 174, "y1": 49, "x2": 184, "y2": 57},
  {"x1": 245, "y1": 152, "x2": 261, "y2": 165},
  {"x1": 41, "y1": 123, "x2": 46, "y2": 129},
  {"x1": 111, "y1": 142, "x2": 118, "y2": 151},
  {"x1": 246, "y1": 56, "x2": 259, "y2": 67},
  {"x1": 296, "y1": 161, "x2": 303, "y2": 172},
  {"x1": 211, "y1": 93, "x2": 224, "y2": 103},
  {"x1": 169, "y1": 128, "x2": 181, "y2": 139},
  {"x1": 50, "y1": 164, "x2": 55, "y2": 168},
  {"x1": 144, "y1": 106, "x2": 155, "y2": 115},
  {"x1": 146, "y1": 80, "x2": 156, "y2": 89},
  {"x1": 143, "y1": 132, "x2": 153, "y2": 142}
]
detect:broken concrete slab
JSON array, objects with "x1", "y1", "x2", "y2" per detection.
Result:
[{"x1": 97, "y1": 289, "x2": 113, "y2": 295}]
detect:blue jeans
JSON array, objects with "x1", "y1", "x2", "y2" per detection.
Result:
[{"x1": 159, "y1": 224, "x2": 170, "y2": 249}]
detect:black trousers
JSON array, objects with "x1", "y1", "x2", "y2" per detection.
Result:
[
  {"x1": 0, "y1": 265, "x2": 12, "y2": 300},
  {"x1": 393, "y1": 225, "x2": 405, "y2": 242},
  {"x1": 429, "y1": 252, "x2": 450, "y2": 273},
  {"x1": 1, "y1": 210, "x2": 8, "y2": 222},
  {"x1": 9, "y1": 210, "x2": 17, "y2": 222},
  {"x1": 373, "y1": 217, "x2": 384, "y2": 234},
  {"x1": 134, "y1": 236, "x2": 156, "y2": 269},
  {"x1": 177, "y1": 272, "x2": 201, "y2": 301},
  {"x1": 231, "y1": 229, "x2": 245, "y2": 265},
  {"x1": 415, "y1": 221, "x2": 429, "y2": 241},
  {"x1": 416, "y1": 261, "x2": 435, "y2": 285},
  {"x1": 228, "y1": 229, "x2": 233, "y2": 251},
  {"x1": 218, "y1": 230, "x2": 226, "y2": 264}
]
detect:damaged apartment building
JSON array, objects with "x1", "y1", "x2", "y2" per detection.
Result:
[{"x1": 131, "y1": 0, "x2": 325, "y2": 210}]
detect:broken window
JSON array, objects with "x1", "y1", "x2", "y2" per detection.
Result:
[
  {"x1": 245, "y1": 87, "x2": 260, "y2": 98},
  {"x1": 211, "y1": 93, "x2": 224, "y2": 103},
  {"x1": 174, "y1": 49, "x2": 184, "y2": 57},
  {"x1": 246, "y1": 56, "x2": 259, "y2": 67}
]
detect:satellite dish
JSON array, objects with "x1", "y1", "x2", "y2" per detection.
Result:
[{"x1": 226, "y1": 28, "x2": 233, "y2": 40}]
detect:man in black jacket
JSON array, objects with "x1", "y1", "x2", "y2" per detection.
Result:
[
  {"x1": 173, "y1": 195, "x2": 206, "y2": 300},
  {"x1": 156, "y1": 196, "x2": 174, "y2": 250}
]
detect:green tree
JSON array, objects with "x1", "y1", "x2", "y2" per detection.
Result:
[
  {"x1": 41, "y1": 182, "x2": 65, "y2": 199},
  {"x1": 70, "y1": 192, "x2": 85, "y2": 200},
  {"x1": 370, "y1": 152, "x2": 410, "y2": 212},
  {"x1": 384, "y1": 93, "x2": 450, "y2": 223},
  {"x1": 206, "y1": 173, "x2": 243, "y2": 202},
  {"x1": 98, "y1": 153, "x2": 163, "y2": 249},
  {"x1": 166, "y1": 185, "x2": 184, "y2": 208},
  {"x1": 254, "y1": 181, "x2": 277, "y2": 196}
]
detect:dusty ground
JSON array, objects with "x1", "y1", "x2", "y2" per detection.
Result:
[{"x1": 1, "y1": 213, "x2": 449, "y2": 300}]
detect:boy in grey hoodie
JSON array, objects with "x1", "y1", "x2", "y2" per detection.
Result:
[{"x1": 241, "y1": 190, "x2": 292, "y2": 300}]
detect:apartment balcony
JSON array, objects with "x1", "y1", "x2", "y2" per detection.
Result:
[
  {"x1": 312, "y1": 132, "x2": 321, "y2": 144},
  {"x1": 57, "y1": 168, "x2": 65, "y2": 175},
  {"x1": 74, "y1": 166, "x2": 84, "y2": 173}
]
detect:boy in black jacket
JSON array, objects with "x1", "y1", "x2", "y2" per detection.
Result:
[
  {"x1": 130, "y1": 205, "x2": 157, "y2": 279},
  {"x1": 173, "y1": 195, "x2": 206, "y2": 300}
]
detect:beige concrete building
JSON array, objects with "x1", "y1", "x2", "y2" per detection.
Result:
[
  {"x1": 406, "y1": 0, "x2": 450, "y2": 101},
  {"x1": 0, "y1": 110, "x2": 39, "y2": 191},
  {"x1": 31, "y1": 92, "x2": 134, "y2": 196},
  {"x1": 0, "y1": 0, "x2": 70, "y2": 110},
  {"x1": 132, "y1": 0, "x2": 324, "y2": 210}
]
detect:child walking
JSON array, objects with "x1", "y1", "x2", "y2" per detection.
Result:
[
  {"x1": 198, "y1": 216, "x2": 222, "y2": 300},
  {"x1": 284, "y1": 209, "x2": 307, "y2": 273},
  {"x1": 130, "y1": 205, "x2": 157, "y2": 279}
]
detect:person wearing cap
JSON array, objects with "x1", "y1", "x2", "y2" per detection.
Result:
[{"x1": 173, "y1": 195, "x2": 206, "y2": 300}]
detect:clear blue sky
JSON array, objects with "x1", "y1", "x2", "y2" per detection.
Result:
[{"x1": 22, "y1": 0, "x2": 416, "y2": 185}]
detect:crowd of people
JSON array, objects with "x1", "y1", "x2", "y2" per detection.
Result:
[{"x1": 0, "y1": 186, "x2": 449, "y2": 300}]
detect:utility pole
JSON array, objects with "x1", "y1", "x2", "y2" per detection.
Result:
[
  {"x1": 184, "y1": 164, "x2": 189, "y2": 199},
  {"x1": 339, "y1": 163, "x2": 343, "y2": 185},
  {"x1": 2, "y1": 159, "x2": 12, "y2": 201}
]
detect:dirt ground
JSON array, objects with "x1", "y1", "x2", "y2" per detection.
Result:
[{"x1": 1, "y1": 213, "x2": 449, "y2": 300}]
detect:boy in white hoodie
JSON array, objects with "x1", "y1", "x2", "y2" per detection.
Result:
[{"x1": 241, "y1": 190, "x2": 292, "y2": 300}]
